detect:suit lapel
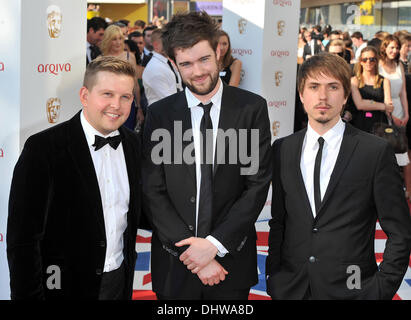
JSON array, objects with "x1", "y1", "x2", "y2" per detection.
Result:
[
  {"x1": 292, "y1": 128, "x2": 315, "y2": 221},
  {"x1": 172, "y1": 91, "x2": 196, "y2": 184},
  {"x1": 119, "y1": 126, "x2": 139, "y2": 218},
  {"x1": 315, "y1": 123, "x2": 359, "y2": 221},
  {"x1": 214, "y1": 85, "x2": 242, "y2": 176},
  {"x1": 67, "y1": 112, "x2": 106, "y2": 238}
]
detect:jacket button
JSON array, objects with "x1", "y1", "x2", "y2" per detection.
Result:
[
  {"x1": 96, "y1": 268, "x2": 102, "y2": 275},
  {"x1": 190, "y1": 196, "x2": 195, "y2": 203},
  {"x1": 312, "y1": 228, "x2": 318, "y2": 233},
  {"x1": 309, "y1": 256, "x2": 316, "y2": 263},
  {"x1": 188, "y1": 225, "x2": 194, "y2": 231},
  {"x1": 99, "y1": 241, "x2": 106, "y2": 247}
]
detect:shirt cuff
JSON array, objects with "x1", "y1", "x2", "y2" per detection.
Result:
[{"x1": 206, "y1": 235, "x2": 229, "y2": 257}]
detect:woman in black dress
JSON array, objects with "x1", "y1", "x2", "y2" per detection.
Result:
[
  {"x1": 350, "y1": 46, "x2": 393, "y2": 133},
  {"x1": 217, "y1": 30, "x2": 242, "y2": 87}
]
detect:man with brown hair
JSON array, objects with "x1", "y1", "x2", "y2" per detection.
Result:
[
  {"x1": 266, "y1": 52, "x2": 411, "y2": 300},
  {"x1": 142, "y1": 11, "x2": 271, "y2": 300},
  {"x1": 7, "y1": 56, "x2": 142, "y2": 300}
]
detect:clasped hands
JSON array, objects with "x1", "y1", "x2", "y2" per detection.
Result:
[{"x1": 175, "y1": 237, "x2": 228, "y2": 286}]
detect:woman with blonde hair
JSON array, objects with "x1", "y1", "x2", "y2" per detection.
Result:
[
  {"x1": 379, "y1": 34, "x2": 410, "y2": 198},
  {"x1": 217, "y1": 30, "x2": 242, "y2": 86},
  {"x1": 100, "y1": 24, "x2": 144, "y2": 129},
  {"x1": 351, "y1": 46, "x2": 393, "y2": 133}
]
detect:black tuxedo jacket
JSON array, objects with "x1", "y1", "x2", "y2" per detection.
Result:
[
  {"x1": 7, "y1": 112, "x2": 142, "y2": 300},
  {"x1": 266, "y1": 124, "x2": 411, "y2": 300},
  {"x1": 303, "y1": 41, "x2": 321, "y2": 60},
  {"x1": 141, "y1": 52, "x2": 153, "y2": 67},
  {"x1": 142, "y1": 84, "x2": 272, "y2": 297}
]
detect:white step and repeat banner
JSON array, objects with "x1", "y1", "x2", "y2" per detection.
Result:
[
  {"x1": 0, "y1": 0, "x2": 86, "y2": 299},
  {"x1": 134, "y1": 0, "x2": 300, "y2": 298}
]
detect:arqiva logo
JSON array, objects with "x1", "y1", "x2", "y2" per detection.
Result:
[
  {"x1": 0, "y1": 62, "x2": 4, "y2": 71},
  {"x1": 0, "y1": 148, "x2": 4, "y2": 158},
  {"x1": 38, "y1": 63, "x2": 71, "y2": 76}
]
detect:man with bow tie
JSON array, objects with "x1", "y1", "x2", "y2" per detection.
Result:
[{"x1": 7, "y1": 56, "x2": 142, "y2": 300}]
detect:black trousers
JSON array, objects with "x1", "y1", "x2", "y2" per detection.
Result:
[{"x1": 98, "y1": 263, "x2": 126, "y2": 300}]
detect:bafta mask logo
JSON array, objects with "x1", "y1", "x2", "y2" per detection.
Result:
[
  {"x1": 275, "y1": 71, "x2": 283, "y2": 87},
  {"x1": 238, "y1": 18, "x2": 247, "y2": 34},
  {"x1": 46, "y1": 98, "x2": 62, "y2": 124},
  {"x1": 272, "y1": 121, "x2": 280, "y2": 137},
  {"x1": 47, "y1": 5, "x2": 62, "y2": 39},
  {"x1": 277, "y1": 20, "x2": 285, "y2": 36}
]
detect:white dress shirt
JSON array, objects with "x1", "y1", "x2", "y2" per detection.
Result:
[
  {"x1": 142, "y1": 52, "x2": 182, "y2": 106},
  {"x1": 185, "y1": 79, "x2": 228, "y2": 256},
  {"x1": 300, "y1": 119, "x2": 345, "y2": 217},
  {"x1": 80, "y1": 111, "x2": 130, "y2": 272},
  {"x1": 86, "y1": 41, "x2": 92, "y2": 63}
]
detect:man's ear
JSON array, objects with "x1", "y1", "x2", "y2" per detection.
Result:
[{"x1": 79, "y1": 86, "x2": 89, "y2": 107}]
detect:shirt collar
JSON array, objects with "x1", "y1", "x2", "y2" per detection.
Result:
[
  {"x1": 80, "y1": 110, "x2": 120, "y2": 148},
  {"x1": 185, "y1": 78, "x2": 223, "y2": 111},
  {"x1": 152, "y1": 51, "x2": 168, "y2": 64},
  {"x1": 143, "y1": 47, "x2": 153, "y2": 55},
  {"x1": 306, "y1": 118, "x2": 345, "y2": 151}
]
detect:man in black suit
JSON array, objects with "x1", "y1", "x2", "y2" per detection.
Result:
[
  {"x1": 86, "y1": 17, "x2": 107, "y2": 65},
  {"x1": 142, "y1": 12, "x2": 271, "y2": 300},
  {"x1": 266, "y1": 53, "x2": 411, "y2": 300},
  {"x1": 141, "y1": 26, "x2": 157, "y2": 67},
  {"x1": 303, "y1": 30, "x2": 322, "y2": 61},
  {"x1": 7, "y1": 56, "x2": 142, "y2": 300}
]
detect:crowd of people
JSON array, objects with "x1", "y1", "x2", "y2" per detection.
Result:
[
  {"x1": 6, "y1": 12, "x2": 411, "y2": 301},
  {"x1": 296, "y1": 25, "x2": 411, "y2": 200}
]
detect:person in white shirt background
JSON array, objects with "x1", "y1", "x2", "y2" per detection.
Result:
[{"x1": 142, "y1": 28, "x2": 182, "y2": 107}]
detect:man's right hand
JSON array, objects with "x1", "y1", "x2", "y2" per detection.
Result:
[{"x1": 197, "y1": 259, "x2": 228, "y2": 286}]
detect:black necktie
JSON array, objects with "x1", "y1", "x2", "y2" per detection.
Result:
[
  {"x1": 92, "y1": 135, "x2": 122, "y2": 151},
  {"x1": 90, "y1": 45, "x2": 100, "y2": 60},
  {"x1": 197, "y1": 102, "x2": 213, "y2": 238},
  {"x1": 314, "y1": 137, "x2": 325, "y2": 214}
]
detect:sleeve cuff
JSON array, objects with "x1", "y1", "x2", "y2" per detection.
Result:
[{"x1": 206, "y1": 235, "x2": 229, "y2": 257}]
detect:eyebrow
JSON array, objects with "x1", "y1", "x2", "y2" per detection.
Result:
[{"x1": 178, "y1": 54, "x2": 212, "y2": 66}]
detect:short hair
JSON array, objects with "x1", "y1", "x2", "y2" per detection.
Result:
[
  {"x1": 298, "y1": 52, "x2": 351, "y2": 99},
  {"x1": 134, "y1": 20, "x2": 146, "y2": 29},
  {"x1": 351, "y1": 31, "x2": 363, "y2": 40},
  {"x1": 117, "y1": 19, "x2": 130, "y2": 27},
  {"x1": 100, "y1": 25, "x2": 124, "y2": 56},
  {"x1": 162, "y1": 11, "x2": 219, "y2": 62},
  {"x1": 83, "y1": 56, "x2": 136, "y2": 91},
  {"x1": 129, "y1": 31, "x2": 143, "y2": 39},
  {"x1": 87, "y1": 17, "x2": 107, "y2": 33},
  {"x1": 380, "y1": 34, "x2": 400, "y2": 63},
  {"x1": 399, "y1": 34, "x2": 411, "y2": 46},
  {"x1": 150, "y1": 28, "x2": 164, "y2": 44},
  {"x1": 143, "y1": 25, "x2": 157, "y2": 38}
]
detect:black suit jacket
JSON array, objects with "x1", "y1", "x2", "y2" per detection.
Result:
[
  {"x1": 266, "y1": 124, "x2": 411, "y2": 300},
  {"x1": 303, "y1": 41, "x2": 321, "y2": 60},
  {"x1": 142, "y1": 84, "x2": 272, "y2": 297},
  {"x1": 141, "y1": 52, "x2": 153, "y2": 67},
  {"x1": 7, "y1": 112, "x2": 142, "y2": 300}
]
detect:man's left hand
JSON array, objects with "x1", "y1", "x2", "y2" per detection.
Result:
[{"x1": 175, "y1": 237, "x2": 218, "y2": 273}]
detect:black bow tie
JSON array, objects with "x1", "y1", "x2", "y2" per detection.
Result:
[{"x1": 92, "y1": 135, "x2": 122, "y2": 151}]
